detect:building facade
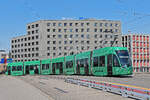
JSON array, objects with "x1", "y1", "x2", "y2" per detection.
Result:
[
  {"x1": 11, "y1": 19, "x2": 121, "y2": 62},
  {"x1": 0, "y1": 50, "x2": 9, "y2": 73},
  {"x1": 122, "y1": 34, "x2": 150, "y2": 72}
]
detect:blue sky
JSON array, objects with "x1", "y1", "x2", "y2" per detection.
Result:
[{"x1": 0, "y1": 0, "x2": 150, "y2": 51}]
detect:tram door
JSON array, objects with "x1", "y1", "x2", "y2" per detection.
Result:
[
  {"x1": 26, "y1": 66, "x2": 30, "y2": 74},
  {"x1": 34, "y1": 65, "x2": 39, "y2": 74},
  {"x1": 107, "y1": 54, "x2": 113, "y2": 76},
  {"x1": 59, "y1": 62, "x2": 63, "y2": 74},
  {"x1": 84, "y1": 58, "x2": 89, "y2": 75},
  {"x1": 52, "y1": 63, "x2": 56, "y2": 74},
  {"x1": 76, "y1": 60, "x2": 80, "y2": 74},
  {"x1": 8, "y1": 67, "x2": 11, "y2": 75}
]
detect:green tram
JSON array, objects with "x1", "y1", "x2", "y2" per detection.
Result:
[{"x1": 6, "y1": 47, "x2": 133, "y2": 76}]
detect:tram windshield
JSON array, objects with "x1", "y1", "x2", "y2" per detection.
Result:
[{"x1": 116, "y1": 50, "x2": 132, "y2": 67}]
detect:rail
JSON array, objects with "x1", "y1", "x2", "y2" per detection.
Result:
[{"x1": 65, "y1": 78, "x2": 150, "y2": 100}]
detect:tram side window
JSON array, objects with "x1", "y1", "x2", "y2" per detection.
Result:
[
  {"x1": 66, "y1": 61, "x2": 73, "y2": 68},
  {"x1": 12, "y1": 66, "x2": 16, "y2": 71},
  {"x1": 56, "y1": 63, "x2": 60, "y2": 69},
  {"x1": 85, "y1": 58, "x2": 89, "y2": 67},
  {"x1": 30, "y1": 65, "x2": 34, "y2": 70},
  {"x1": 80, "y1": 59, "x2": 84, "y2": 67},
  {"x1": 42, "y1": 64, "x2": 45, "y2": 70},
  {"x1": 93, "y1": 57, "x2": 98, "y2": 67},
  {"x1": 99, "y1": 56, "x2": 105, "y2": 67},
  {"x1": 113, "y1": 55, "x2": 120, "y2": 67},
  {"x1": 46, "y1": 64, "x2": 49, "y2": 69},
  {"x1": 17, "y1": 66, "x2": 22, "y2": 71},
  {"x1": 52, "y1": 63, "x2": 55, "y2": 68}
]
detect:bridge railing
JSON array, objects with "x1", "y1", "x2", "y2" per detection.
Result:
[{"x1": 65, "y1": 78, "x2": 150, "y2": 100}]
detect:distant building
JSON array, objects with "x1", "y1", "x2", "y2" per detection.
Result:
[
  {"x1": 11, "y1": 19, "x2": 122, "y2": 62},
  {"x1": 0, "y1": 50, "x2": 9, "y2": 73},
  {"x1": 122, "y1": 34, "x2": 150, "y2": 72}
]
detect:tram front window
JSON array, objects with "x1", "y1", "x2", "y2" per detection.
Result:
[{"x1": 116, "y1": 50, "x2": 131, "y2": 67}]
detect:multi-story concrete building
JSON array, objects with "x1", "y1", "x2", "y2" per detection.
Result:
[
  {"x1": 122, "y1": 34, "x2": 150, "y2": 72},
  {"x1": 11, "y1": 19, "x2": 121, "y2": 62}
]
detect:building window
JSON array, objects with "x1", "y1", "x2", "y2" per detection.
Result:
[
  {"x1": 36, "y1": 47, "x2": 39, "y2": 51},
  {"x1": 12, "y1": 40, "x2": 14, "y2": 43},
  {"x1": 53, "y1": 23, "x2": 56, "y2": 26},
  {"x1": 32, "y1": 25, "x2": 34, "y2": 28},
  {"x1": 75, "y1": 23, "x2": 78, "y2": 26},
  {"x1": 58, "y1": 34, "x2": 62, "y2": 38},
  {"x1": 53, "y1": 47, "x2": 56, "y2": 50},
  {"x1": 110, "y1": 23, "x2": 113, "y2": 27},
  {"x1": 81, "y1": 23, "x2": 84, "y2": 26},
  {"x1": 87, "y1": 23, "x2": 90, "y2": 26},
  {"x1": 32, "y1": 36, "x2": 34, "y2": 40},
  {"x1": 28, "y1": 48, "x2": 31, "y2": 52},
  {"x1": 115, "y1": 23, "x2": 118, "y2": 27},
  {"x1": 53, "y1": 29, "x2": 56, "y2": 32},
  {"x1": 70, "y1": 29, "x2": 73, "y2": 32},
  {"x1": 47, "y1": 35, "x2": 50, "y2": 38},
  {"x1": 86, "y1": 34, "x2": 90, "y2": 39},
  {"x1": 81, "y1": 41, "x2": 84, "y2": 44},
  {"x1": 47, "y1": 41, "x2": 50, "y2": 44},
  {"x1": 75, "y1": 29, "x2": 78, "y2": 32},
  {"x1": 36, "y1": 35, "x2": 39, "y2": 39},
  {"x1": 70, "y1": 41, "x2": 73, "y2": 44},
  {"x1": 28, "y1": 26, "x2": 30, "y2": 29},
  {"x1": 115, "y1": 29, "x2": 118, "y2": 32},
  {"x1": 70, "y1": 34, "x2": 73, "y2": 38},
  {"x1": 28, "y1": 31, "x2": 30, "y2": 35},
  {"x1": 64, "y1": 29, "x2": 67, "y2": 32},
  {"x1": 58, "y1": 29, "x2": 61, "y2": 32},
  {"x1": 36, "y1": 30, "x2": 38, "y2": 33},
  {"x1": 94, "y1": 29, "x2": 97, "y2": 32},
  {"x1": 87, "y1": 28, "x2": 90, "y2": 32},
  {"x1": 36, "y1": 53, "x2": 39, "y2": 57},
  {"x1": 47, "y1": 53, "x2": 50, "y2": 56},
  {"x1": 94, "y1": 34, "x2": 97, "y2": 38},
  {"x1": 64, "y1": 41, "x2": 67, "y2": 44},
  {"x1": 32, "y1": 42, "x2": 34, "y2": 45},
  {"x1": 32, "y1": 48, "x2": 34, "y2": 51},
  {"x1": 70, "y1": 23, "x2": 72, "y2": 26},
  {"x1": 36, "y1": 41, "x2": 39, "y2": 45},
  {"x1": 28, "y1": 43, "x2": 31, "y2": 46},
  {"x1": 64, "y1": 23, "x2": 67, "y2": 26},
  {"x1": 94, "y1": 23, "x2": 97, "y2": 26},
  {"x1": 95, "y1": 41, "x2": 97, "y2": 43},
  {"x1": 36, "y1": 24, "x2": 39, "y2": 27},
  {"x1": 64, "y1": 46, "x2": 67, "y2": 50},
  {"x1": 47, "y1": 29, "x2": 50, "y2": 32},
  {"x1": 81, "y1": 29, "x2": 84, "y2": 32},
  {"x1": 58, "y1": 23, "x2": 62, "y2": 26},
  {"x1": 87, "y1": 41, "x2": 90, "y2": 44},
  {"x1": 64, "y1": 35, "x2": 67, "y2": 38},
  {"x1": 59, "y1": 53, "x2": 61, "y2": 56},
  {"x1": 59, "y1": 41, "x2": 61, "y2": 44},
  {"x1": 100, "y1": 23, "x2": 103, "y2": 27},
  {"x1": 32, "y1": 31, "x2": 34, "y2": 34},
  {"x1": 47, "y1": 23, "x2": 50, "y2": 26},
  {"x1": 53, "y1": 53, "x2": 56, "y2": 56},
  {"x1": 59, "y1": 47, "x2": 61, "y2": 50},
  {"x1": 53, "y1": 41, "x2": 56, "y2": 44},
  {"x1": 75, "y1": 34, "x2": 78, "y2": 38},
  {"x1": 81, "y1": 34, "x2": 84, "y2": 38},
  {"x1": 105, "y1": 23, "x2": 108, "y2": 27}
]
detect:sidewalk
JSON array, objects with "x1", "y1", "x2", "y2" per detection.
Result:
[{"x1": 0, "y1": 75, "x2": 53, "y2": 100}]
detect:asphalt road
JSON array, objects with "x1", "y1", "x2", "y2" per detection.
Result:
[
  {"x1": 0, "y1": 75, "x2": 53, "y2": 100},
  {"x1": 19, "y1": 75, "x2": 133, "y2": 100}
]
